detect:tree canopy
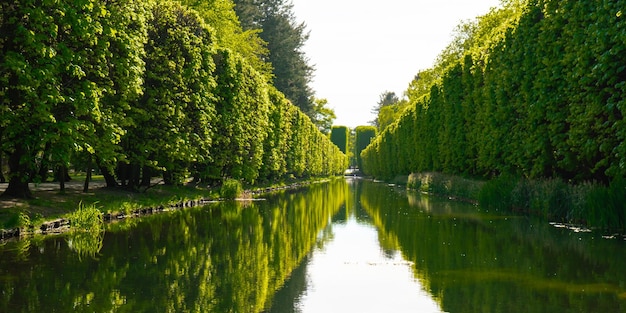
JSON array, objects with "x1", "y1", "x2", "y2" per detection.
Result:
[{"x1": 0, "y1": 0, "x2": 347, "y2": 198}]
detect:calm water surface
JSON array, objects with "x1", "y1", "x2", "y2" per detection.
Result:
[{"x1": 1, "y1": 178, "x2": 625, "y2": 312}]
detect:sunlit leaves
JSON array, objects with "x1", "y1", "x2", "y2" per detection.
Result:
[
  {"x1": 1, "y1": 0, "x2": 346, "y2": 195},
  {"x1": 0, "y1": 0, "x2": 150, "y2": 196},
  {"x1": 362, "y1": 0, "x2": 626, "y2": 183}
]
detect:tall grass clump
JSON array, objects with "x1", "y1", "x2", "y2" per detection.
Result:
[
  {"x1": 580, "y1": 179, "x2": 626, "y2": 231},
  {"x1": 69, "y1": 202, "x2": 104, "y2": 232},
  {"x1": 480, "y1": 175, "x2": 625, "y2": 231},
  {"x1": 478, "y1": 174, "x2": 518, "y2": 211},
  {"x1": 407, "y1": 173, "x2": 423, "y2": 191},
  {"x1": 220, "y1": 178, "x2": 243, "y2": 200},
  {"x1": 408, "y1": 172, "x2": 483, "y2": 202},
  {"x1": 534, "y1": 179, "x2": 570, "y2": 220},
  {"x1": 405, "y1": 171, "x2": 626, "y2": 231}
]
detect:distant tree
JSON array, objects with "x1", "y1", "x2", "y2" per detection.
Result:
[
  {"x1": 377, "y1": 99, "x2": 410, "y2": 131},
  {"x1": 309, "y1": 98, "x2": 336, "y2": 134},
  {"x1": 370, "y1": 91, "x2": 400, "y2": 129},
  {"x1": 181, "y1": 0, "x2": 272, "y2": 77},
  {"x1": 232, "y1": 0, "x2": 315, "y2": 115},
  {"x1": 330, "y1": 126, "x2": 349, "y2": 154},
  {"x1": 355, "y1": 126, "x2": 377, "y2": 169}
]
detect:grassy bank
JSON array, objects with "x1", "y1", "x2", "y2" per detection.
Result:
[
  {"x1": 0, "y1": 177, "x2": 219, "y2": 233},
  {"x1": 0, "y1": 175, "x2": 337, "y2": 237},
  {"x1": 405, "y1": 172, "x2": 626, "y2": 232}
]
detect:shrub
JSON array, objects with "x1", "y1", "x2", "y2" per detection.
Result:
[{"x1": 220, "y1": 178, "x2": 243, "y2": 199}]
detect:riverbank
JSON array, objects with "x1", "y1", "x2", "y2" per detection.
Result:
[
  {"x1": 0, "y1": 176, "x2": 335, "y2": 240},
  {"x1": 393, "y1": 172, "x2": 625, "y2": 233}
]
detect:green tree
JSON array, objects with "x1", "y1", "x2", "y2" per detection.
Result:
[
  {"x1": 309, "y1": 98, "x2": 336, "y2": 135},
  {"x1": 370, "y1": 91, "x2": 401, "y2": 130},
  {"x1": 181, "y1": 0, "x2": 272, "y2": 77},
  {"x1": 120, "y1": 1, "x2": 216, "y2": 188},
  {"x1": 233, "y1": 0, "x2": 315, "y2": 115},
  {"x1": 0, "y1": 0, "x2": 149, "y2": 197},
  {"x1": 204, "y1": 49, "x2": 269, "y2": 184}
]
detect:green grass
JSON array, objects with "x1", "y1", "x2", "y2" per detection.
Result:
[
  {"x1": 0, "y1": 177, "x2": 220, "y2": 231},
  {"x1": 0, "y1": 175, "x2": 334, "y2": 232}
]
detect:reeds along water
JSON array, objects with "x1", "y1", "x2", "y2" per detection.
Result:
[
  {"x1": 406, "y1": 172, "x2": 625, "y2": 232},
  {"x1": 478, "y1": 175, "x2": 626, "y2": 232}
]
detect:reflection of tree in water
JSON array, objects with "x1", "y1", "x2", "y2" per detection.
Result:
[
  {"x1": 0, "y1": 179, "x2": 349, "y2": 312},
  {"x1": 359, "y1": 180, "x2": 626, "y2": 313}
]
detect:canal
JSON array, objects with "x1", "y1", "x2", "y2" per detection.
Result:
[{"x1": 0, "y1": 178, "x2": 625, "y2": 312}]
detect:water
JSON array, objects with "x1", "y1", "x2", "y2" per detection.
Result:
[{"x1": 0, "y1": 178, "x2": 625, "y2": 312}]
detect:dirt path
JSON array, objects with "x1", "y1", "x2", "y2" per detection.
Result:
[{"x1": 0, "y1": 180, "x2": 106, "y2": 193}]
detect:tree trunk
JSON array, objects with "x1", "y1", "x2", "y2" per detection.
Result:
[
  {"x1": 141, "y1": 166, "x2": 152, "y2": 187},
  {"x1": 38, "y1": 142, "x2": 51, "y2": 182},
  {"x1": 83, "y1": 155, "x2": 92, "y2": 192},
  {"x1": 1, "y1": 147, "x2": 32, "y2": 198},
  {"x1": 128, "y1": 164, "x2": 141, "y2": 190},
  {"x1": 54, "y1": 166, "x2": 71, "y2": 182},
  {"x1": 0, "y1": 153, "x2": 5, "y2": 183},
  {"x1": 95, "y1": 156, "x2": 118, "y2": 188},
  {"x1": 58, "y1": 165, "x2": 67, "y2": 193}
]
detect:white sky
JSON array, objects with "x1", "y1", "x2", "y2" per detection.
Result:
[{"x1": 291, "y1": 0, "x2": 503, "y2": 128}]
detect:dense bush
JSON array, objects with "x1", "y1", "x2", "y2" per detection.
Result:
[
  {"x1": 220, "y1": 178, "x2": 243, "y2": 199},
  {"x1": 355, "y1": 126, "x2": 376, "y2": 170}
]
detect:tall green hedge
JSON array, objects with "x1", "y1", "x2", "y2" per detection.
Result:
[
  {"x1": 361, "y1": 0, "x2": 626, "y2": 184},
  {"x1": 330, "y1": 126, "x2": 349, "y2": 154},
  {"x1": 0, "y1": 0, "x2": 347, "y2": 196},
  {"x1": 355, "y1": 126, "x2": 377, "y2": 170}
]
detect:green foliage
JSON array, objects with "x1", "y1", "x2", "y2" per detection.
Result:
[
  {"x1": 220, "y1": 178, "x2": 243, "y2": 199},
  {"x1": 232, "y1": 0, "x2": 316, "y2": 115},
  {"x1": 67, "y1": 202, "x2": 105, "y2": 259},
  {"x1": 362, "y1": 0, "x2": 626, "y2": 187},
  {"x1": 69, "y1": 202, "x2": 104, "y2": 232},
  {"x1": 182, "y1": 0, "x2": 272, "y2": 77},
  {"x1": 120, "y1": 1, "x2": 216, "y2": 188},
  {"x1": 330, "y1": 126, "x2": 349, "y2": 153},
  {"x1": 208, "y1": 48, "x2": 269, "y2": 183},
  {"x1": 370, "y1": 91, "x2": 401, "y2": 130},
  {"x1": 0, "y1": 0, "x2": 151, "y2": 197},
  {"x1": 0, "y1": 0, "x2": 347, "y2": 197},
  {"x1": 309, "y1": 98, "x2": 336, "y2": 134},
  {"x1": 355, "y1": 126, "x2": 377, "y2": 170}
]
